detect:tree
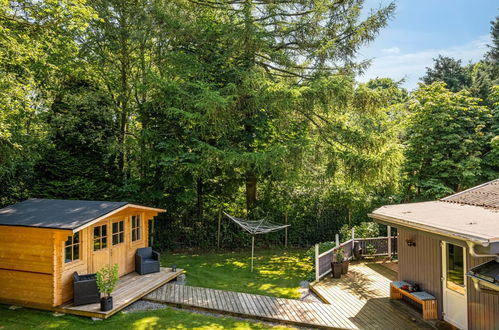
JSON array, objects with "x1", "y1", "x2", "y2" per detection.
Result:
[
  {"x1": 32, "y1": 76, "x2": 120, "y2": 200},
  {"x1": 486, "y1": 16, "x2": 499, "y2": 63},
  {"x1": 421, "y1": 56, "x2": 472, "y2": 92},
  {"x1": 174, "y1": 0, "x2": 396, "y2": 215},
  {"x1": 0, "y1": 0, "x2": 96, "y2": 206},
  {"x1": 403, "y1": 83, "x2": 490, "y2": 198}
]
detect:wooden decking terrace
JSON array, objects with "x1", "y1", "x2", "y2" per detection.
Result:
[
  {"x1": 311, "y1": 261, "x2": 437, "y2": 329},
  {"x1": 145, "y1": 283, "x2": 351, "y2": 329},
  {"x1": 144, "y1": 262, "x2": 437, "y2": 329},
  {"x1": 56, "y1": 267, "x2": 183, "y2": 319}
]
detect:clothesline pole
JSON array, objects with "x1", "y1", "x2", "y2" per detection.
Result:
[{"x1": 251, "y1": 235, "x2": 255, "y2": 272}]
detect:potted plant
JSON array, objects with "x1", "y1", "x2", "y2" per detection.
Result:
[
  {"x1": 331, "y1": 249, "x2": 344, "y2": 279},
  {"x1": 339, "y1": 248, "x2": 349, "y2": 274},
  {"x1": 96, "y1": 264, "x2": 119, "y2": 311}
]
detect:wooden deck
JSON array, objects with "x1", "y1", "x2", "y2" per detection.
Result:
[
  {"x1": 143, "y1": 262, "x2": 437, "y2": 329},
  {"x1": 144, "y1": 283, "x2": 353, "y2": 329},
  {"x1": 56, "y1": 267, "x2": 183, "y2": 319},
  {"x1": 311, "y1": 262, "x2": 437, "y2": 329}
]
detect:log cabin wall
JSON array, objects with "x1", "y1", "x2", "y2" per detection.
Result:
[
  {"x1": 397, "y1": 228, "x2": 443, "y2": 319},
  {"x1": 57, "y1": 209, "x2": 152, "y2": 305},
  {"x1": 0, "y1": 226, "x2": 60, "y2": 308},
  {"x1": 466, "y1": 255, "x2": 499, "y2": 330}
]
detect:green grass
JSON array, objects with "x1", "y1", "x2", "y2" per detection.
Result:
[
  {"x1": 0, "y1": 249, "x2": 309, "y2": 329},
  {"x1": 0, "y1": 304, "x2": 294, "y2": 330},
  {"x1": 161, "y1": 248, "x2": 312, "y2": 299}
]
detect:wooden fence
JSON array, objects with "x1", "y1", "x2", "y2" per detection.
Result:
[{"x1": 314, "y1": 229, "x2": 397, "y2": 281}]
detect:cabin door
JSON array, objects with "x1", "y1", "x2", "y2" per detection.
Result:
[
  {"x1": 92, "y1": 223, "x2": 110, "y2": 273},
  {"x1": 442, "y1": 242, "x2": 468, "y2": 330},
  {"x1": 110, "y1": 218, "x2": 128, "y2": 276}
]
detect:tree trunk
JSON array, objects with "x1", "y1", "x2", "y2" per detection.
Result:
[
  {"x1": 245, "y1": 172, "x2": 257, "y2": 214},
  {"x1": 196, "y1": 177, "x2": 203, "y2": 219}
]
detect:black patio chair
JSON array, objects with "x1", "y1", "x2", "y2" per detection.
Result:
[
  {"x1": 72, "y1": 272, "x2": 100, "y2": 306},
  {"x1": 135, "y1": 247, "x2": 160, "y2": 275}
]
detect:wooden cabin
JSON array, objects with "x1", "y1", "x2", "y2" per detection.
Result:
[
  {"x1": 369, "y1": 180, "x2": 499, "y2": 330},
  {"x1": 0, "y1": 198, "x2": 165, "y2": 309}
]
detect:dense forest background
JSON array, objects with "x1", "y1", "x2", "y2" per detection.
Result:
[{"x1": 1, "y1": 1, "x2": 498, "y2": 250}]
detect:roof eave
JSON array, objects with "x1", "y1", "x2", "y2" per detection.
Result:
[
  {"x1": 368, "y1": 212, "x2": 493, "y2": 246},
  {"x1": 71, "y1": 204, "x2": 166, "y2": 233}
]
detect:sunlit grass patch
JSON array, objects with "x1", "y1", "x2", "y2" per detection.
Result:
[
  {"x1": 0, "y1": 304, "x2": 295, "y2": 330},
  {"x1": 161, "y1": 248, "x2": 311, "y2": 299}
]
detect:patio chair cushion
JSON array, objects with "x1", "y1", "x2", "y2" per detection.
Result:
[{"x1": 411, "y1": 291, "x2": 435, "y2": 301}]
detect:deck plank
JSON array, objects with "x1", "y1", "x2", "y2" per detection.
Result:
[{"x1": 142, "y1": 262, "x2": 437, "y2": 330}]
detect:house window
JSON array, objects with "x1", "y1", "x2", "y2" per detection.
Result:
[
  {"x1": 131, "y1": 215, "x2": 141, "y2": 242},
  {"x1": 64, "y1": 232, "x2": 80, "y2": 263},
  {"x1": 112, "y1": 220, "x2": 125, "y2": 245},
  {"x1": 446, "y1": 243, "x2": 465, "y2": 294},
  {"x1": 93, "y1": 225, "x2": 108, "y2": 251}
]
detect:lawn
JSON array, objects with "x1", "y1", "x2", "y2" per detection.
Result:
[
  {"x1": 161, "y1": 248, "x2": 312, "y2": 299},
  {"x1": 0, "y1": 304, "x2": 294, "y2": 330}
]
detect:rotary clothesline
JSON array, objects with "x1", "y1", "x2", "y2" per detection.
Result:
[{"x1": 224, "y1": 212, "x2": 290, "y2": 272}]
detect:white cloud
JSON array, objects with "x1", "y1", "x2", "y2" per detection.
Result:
[
  {"x1": 381, "y1": 46, "x2": 400, "y2": 54},
  {"x1": 359, "y1": 35, "x2": 491, "y2": 90}
]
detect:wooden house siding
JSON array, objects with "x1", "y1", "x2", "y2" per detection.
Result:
[
  {"x1": 57, "y1": 209, "x2": 151, "y2": 305},
  {"x1": 397, "y1": 228, "x2": 443, "y2": 319},
  {"x1": 467, "y1": 255, "x2": 499, "y2": 330},
  {"x1": 0, "y1": 226, "x2": 58, "y2": 307}
]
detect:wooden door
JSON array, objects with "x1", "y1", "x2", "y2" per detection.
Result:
[
  {"x1": 91, "y1": 222, "x2": 110, "y2": 273},
  {"x1": 110, "y1": 218, "x2": 128, "y2": 276}
]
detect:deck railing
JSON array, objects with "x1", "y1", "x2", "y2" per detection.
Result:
[{"x1": 314, "y1": 229, "x2": 397, "y2": 281}]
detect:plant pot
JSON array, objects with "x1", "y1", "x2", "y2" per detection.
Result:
[
  {"x1": 341, "y1": 260, "x2": 349, "y2": 274},
  {"x1": 331, "y1": 262, "x2": 342, "y2": 279},
  {"x1": 353, "y1": 242, "x2": 362, "y2": 260},
  {"x1": 100, "y1": 296, "x2": 113, "y2": 311}
]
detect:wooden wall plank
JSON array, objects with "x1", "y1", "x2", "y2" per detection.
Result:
[{"x1": 397, "y1": 229, "x2": 443, "y2": 319}]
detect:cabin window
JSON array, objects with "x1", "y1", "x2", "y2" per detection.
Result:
[
  {"x1": 64, "y1": 232, "x2": 80, "y2": 263},
  {"x1": 112, "y1": 220, "x2": 125, "y2": 245},
  {"x1": 446, "y1": 243, "x2": 465, "y2": 294},
  {"x1": 131, "y1": 215, "x2": 141, "y2": 242},
  {"x1": 93, "y1": 225, "x2": 108, "y2": 251}
]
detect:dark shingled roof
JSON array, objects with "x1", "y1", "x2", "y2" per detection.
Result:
[
  {"x1": 0, "y1": 199, "x2": 128, "y2": 230},
  {"x1": 441, "y1": 179, "x2": 499, "y2": 210}
]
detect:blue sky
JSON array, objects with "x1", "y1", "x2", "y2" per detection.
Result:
[{"x1": 359, "y1": 0, "x2": 498, "y2": 90}]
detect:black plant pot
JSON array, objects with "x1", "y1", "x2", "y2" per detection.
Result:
[
  {"x1": 341, "y1": 260, "x2": 349, "y2": 274},
  {"x1": 331, "y1": 262, "x2": 342, "y2": 279},
  {"x1": 100, "y1": 296, "x2": 113, "y2": 311}
]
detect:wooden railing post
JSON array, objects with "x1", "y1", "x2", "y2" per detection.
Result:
[
  {"x1": 387, "y1": 225, "x2": 392, "y2": 259},
  {"x1": 315, "y1": 244, "x2": 320, "y2": 282},
  {"x1": 351, "y1": 228, "x2": 355, "y2": 247}
]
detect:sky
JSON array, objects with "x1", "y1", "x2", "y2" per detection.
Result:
[{"x1": 358, "y1": 0, "x2": 498, "y2": 90}]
